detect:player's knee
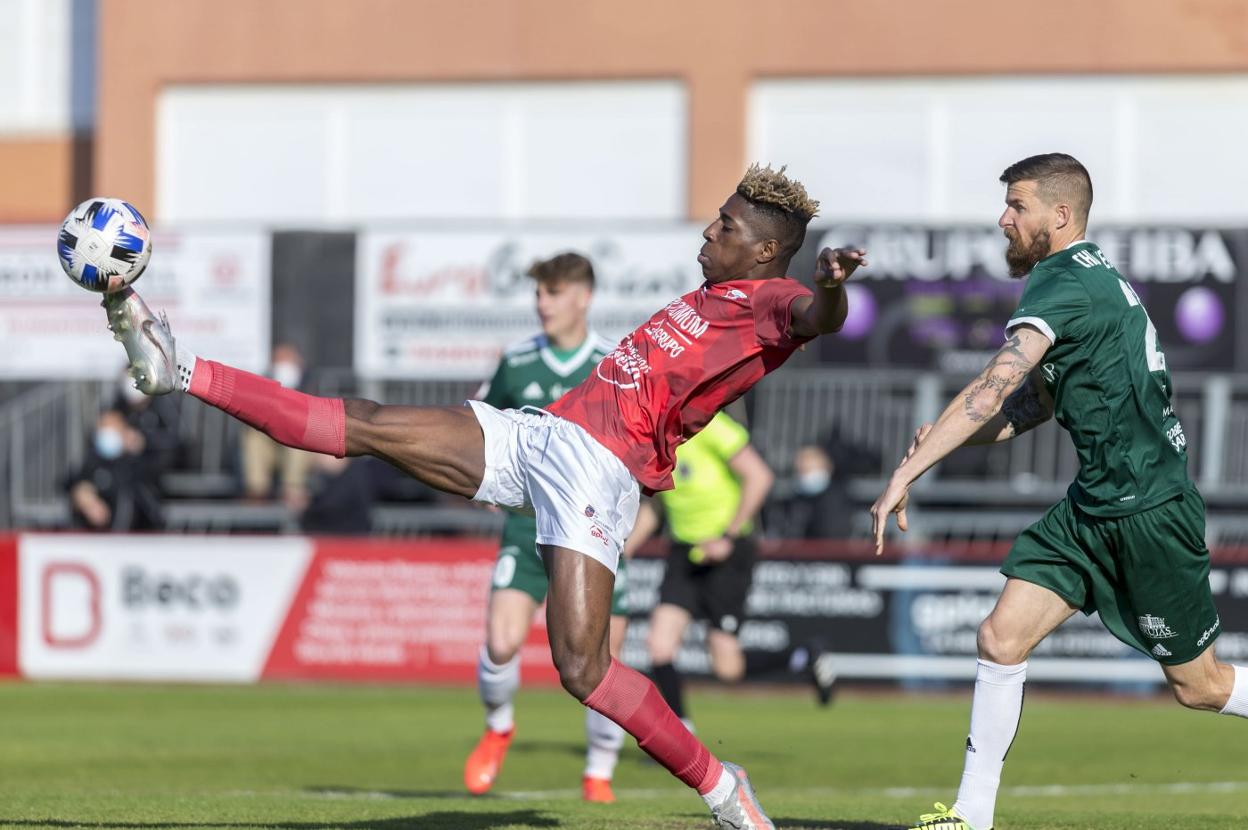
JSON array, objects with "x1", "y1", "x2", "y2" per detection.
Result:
[
  {"x1": 484, "y1": 636, "x2": 520, "y2": 666},
  {"x1": 1168, "y1": 677, "x2": 1226, "y2": 712},
  {"x1": 977, "y1": 617, "x2": 1029, "y2": 664},
  {"x1": 551, "y1": 645, "x2": 608, "y2": 701}
]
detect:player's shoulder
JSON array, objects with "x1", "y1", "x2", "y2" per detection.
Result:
[
  {"x1": 500, "y1": 334, "x2": 545, "y2": 367},
  {"x1": 1026, "y1": 247, "x2": 1097, "y2": 296}
]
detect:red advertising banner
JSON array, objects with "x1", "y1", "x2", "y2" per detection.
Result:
[
  {"x1": 262, "y1": 538, "x2": 560, "y2": 684},
  {"x1": 0, "y1": 535, "x2": 16, "y2": 676}
]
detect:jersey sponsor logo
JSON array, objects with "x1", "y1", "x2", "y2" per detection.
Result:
[
  {"x1": 521, "y1": 381, "x2": 544, "y2": 399},
  {"x1": 663, "y1": 298, "x2": 710, "y2": 339},
  {"x1": 594, "y1": 339, "x2": 651, "y2": 390},
  {"x1": 1197, "y1": 616, "x2": 1221, "y2": 648},
  {"x1": 1151, "y1": 643, "x2": 1173, "y2": 658},
  {"x1": 1118, "y1": 494, "x2": 1137, "y2": 502},
  {"x1": 644, "y1": 322, "x2": 687, "y2": 358},
  {"x1": 1138, "y1": 614, "x2": 1178, "y2": 639}
]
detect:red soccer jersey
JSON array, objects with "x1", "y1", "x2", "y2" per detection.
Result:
[{"x1": 547, "y1": 276, "x2": 814, "y2": 492}]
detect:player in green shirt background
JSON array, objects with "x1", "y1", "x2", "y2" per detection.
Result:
[
  {"x1": 871, "y1": 153, "x2": 1248, "y2": 830},
  {"x1": 462, "y1": 252, "x2": 629, "y2": 803},
  {"x1": 626, "y1": 411, "x2": 837, "y2": 729}
]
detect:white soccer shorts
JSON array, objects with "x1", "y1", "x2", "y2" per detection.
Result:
[{"x1": 467, "y1": 400, "x2": 640, "y2": 574}]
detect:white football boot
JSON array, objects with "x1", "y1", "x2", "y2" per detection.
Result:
[
  {"x1": 710, "y1": 762, "x2": 776, "y2": 830},
  {"x1": 102, "y1": 287, "x2": 178, "y2": 396}
]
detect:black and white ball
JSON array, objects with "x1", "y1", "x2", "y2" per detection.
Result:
[{"x1": 56, "y1": 197, "x2": 152, "y2": 293}]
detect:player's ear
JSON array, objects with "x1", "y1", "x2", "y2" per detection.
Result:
[
  {"x1": 1053, "y1": 202, "x2": 1072, "y2": 230},
  {"x1": 756, "y1": 237, "x2": 780, "y2": 265}
]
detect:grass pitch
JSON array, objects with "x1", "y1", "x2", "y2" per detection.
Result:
[{"x1": 1, "y1": 681, "x2": 1246, "y2": 829}]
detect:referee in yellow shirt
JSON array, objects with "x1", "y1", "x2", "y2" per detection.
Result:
[{"x1": 626, "y1": 411, "x2": 836, "y2": 728}]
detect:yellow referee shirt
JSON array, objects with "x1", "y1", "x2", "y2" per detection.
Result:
[{"x1": 657, "y1": 411, "x2": 750, "y2": 544}]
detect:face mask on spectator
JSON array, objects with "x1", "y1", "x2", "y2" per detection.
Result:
[
  {"x1": 272, "y1": 361, "x2": 302, "y2": 389},
  {"x1": 796, "y1": 469, "x2": 831, "y2": 495},
  {"x1": 95, "y1": 427, "x2": 125, "y2": 460}
]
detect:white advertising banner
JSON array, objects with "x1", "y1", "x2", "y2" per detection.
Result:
[
  {"x1": 0, "y1": 227, "x2": 270, "y2": 378},
  {"x1": 354, "y1": 227, "x2": 707, "y2": 378},
  {"x1": 18, "y1": 535, "x2": 311, "y2": 682}
]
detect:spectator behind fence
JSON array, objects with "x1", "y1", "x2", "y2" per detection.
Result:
[
  {"x1": 300, "y1": 455, "x2": 436, "y2": 535},
  {"x1": 66, "y1": 409, "x2": 163, "y2": 531},
  {"x1": 240, "y1": 343, "x2": 314, "y2": 510},
  {"x1": 114, "y1": 367, "x2": 182, "y2": 478},
  {"x1": 766, "y1": 444, "x2": 855, "y2": 540}
]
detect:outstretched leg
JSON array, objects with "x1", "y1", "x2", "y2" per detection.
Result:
[{"x1": 104, "y1": 287, "x2": 486, "y2": 497}]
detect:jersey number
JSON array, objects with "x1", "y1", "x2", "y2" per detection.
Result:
[{"x1": 1118, "y1": 279, "x2": 1167, "y2": 372}]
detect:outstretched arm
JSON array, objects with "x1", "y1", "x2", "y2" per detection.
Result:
[
  {"x1": 789, "y1": 247, "x2": 867, "y2": 338},
  {"x1": 869, "y1": 325, "x2": 1051, "y2": 553}
]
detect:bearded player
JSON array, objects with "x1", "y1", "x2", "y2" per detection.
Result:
[
  {"x1": 103, "y1": 164, "x2": 864, "y2": 830},
  {"x1": 463, "y1": 251, "x2": 630, "y2": 802},
  {"x1": 871, "y1": 153, "x2": 1247, "y2": 830}
]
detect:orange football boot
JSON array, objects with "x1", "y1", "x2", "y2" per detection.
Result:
[
  {"x1": 463, "y1": 728, "x2": 514, "y2": 795},
  {"x1": 582, "y1": 775, "x2": 616, "y2": 803}
]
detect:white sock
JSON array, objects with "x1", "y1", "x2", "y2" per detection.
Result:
[
  {"x1": 1219, "y1": 664, "x2": 1248, "y2": 717},
  {"x1": 176, "y1": 346, "x2": 198, "y2": 392},
  {"x1": 583, "y1": 708, "x2": 625, "y2": 779},
  {"x1": 477, "y1": 646, "x2": 520, "y2": 733},
  {"x1": 700, "y1": 766, "x2": 735, "y2": 808},
  {"x1": 952, "y1": 658, "x2": 1027, "y2": 830}
]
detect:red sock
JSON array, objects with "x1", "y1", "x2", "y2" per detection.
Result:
[
  {"x1": 583, "y1": 658, "x2": 723, "y2": 794},
  {"x1": 187, "y1": 358, "x2": 346, "y2": 457}
]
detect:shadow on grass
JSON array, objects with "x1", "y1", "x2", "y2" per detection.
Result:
[
  {"x1": 775, "y1": 819, "x2": 901, "y2": 829},
  {"x1": 0, "y1": 812, "x2": 560, "y2": 830}
]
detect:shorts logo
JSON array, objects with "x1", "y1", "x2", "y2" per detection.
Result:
[
  {"x1": 1138, "y1": 614, "x2": 1178, "y2": 640},
  {"x1": 1197, "y1": 615, "x2": 1221, "y2": 648},
  {"x1": 590, "y1": 526, "x2": 608, "y2": 546},
  {"x1": 584, "y1": 505, "x2": 596, "y2": 518},
  {"x1": 1151, "y1": 643, "x2": 1173, "y2": 658}
]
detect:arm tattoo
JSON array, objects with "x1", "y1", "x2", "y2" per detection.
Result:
[
  {"x1": 1001, "y1": 375, "x2": 1051, "y2": 438},
  {"x1": 962, "y1": 334, "x2": 1035, "y2": 423}
]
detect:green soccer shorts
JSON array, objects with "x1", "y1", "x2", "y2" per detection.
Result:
[
  {"x1": 1002, "y1": 486, "x2": 1220, "y2": 666},
  {"x1": 490, "y1": 515, "x2": 629, "y2": 615}
]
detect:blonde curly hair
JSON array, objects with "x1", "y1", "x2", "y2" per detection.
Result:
[{"x1": 736, "y1": 163, "x2": 820, "y2": 221}]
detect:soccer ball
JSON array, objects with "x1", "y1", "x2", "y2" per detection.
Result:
[{"x1": 56, "y1": 197, "x2": 152, "y2": 293}]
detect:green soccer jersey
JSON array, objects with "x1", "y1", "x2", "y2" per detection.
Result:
[
  {"x1": 1006, "y1": 240, "x2": 1191, "y2": 517},
  {"x1": 479, "y1": 330, "x2": 617, "y2": 538}
]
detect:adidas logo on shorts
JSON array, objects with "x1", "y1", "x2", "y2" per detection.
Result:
[{"x1": 1152, "y1": 643, "x2": 1173, "y2": 658}]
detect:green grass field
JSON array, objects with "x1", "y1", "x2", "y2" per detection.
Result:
[{"x1": 1, "y1": 681, "x2": 1246, "y2": 829}]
